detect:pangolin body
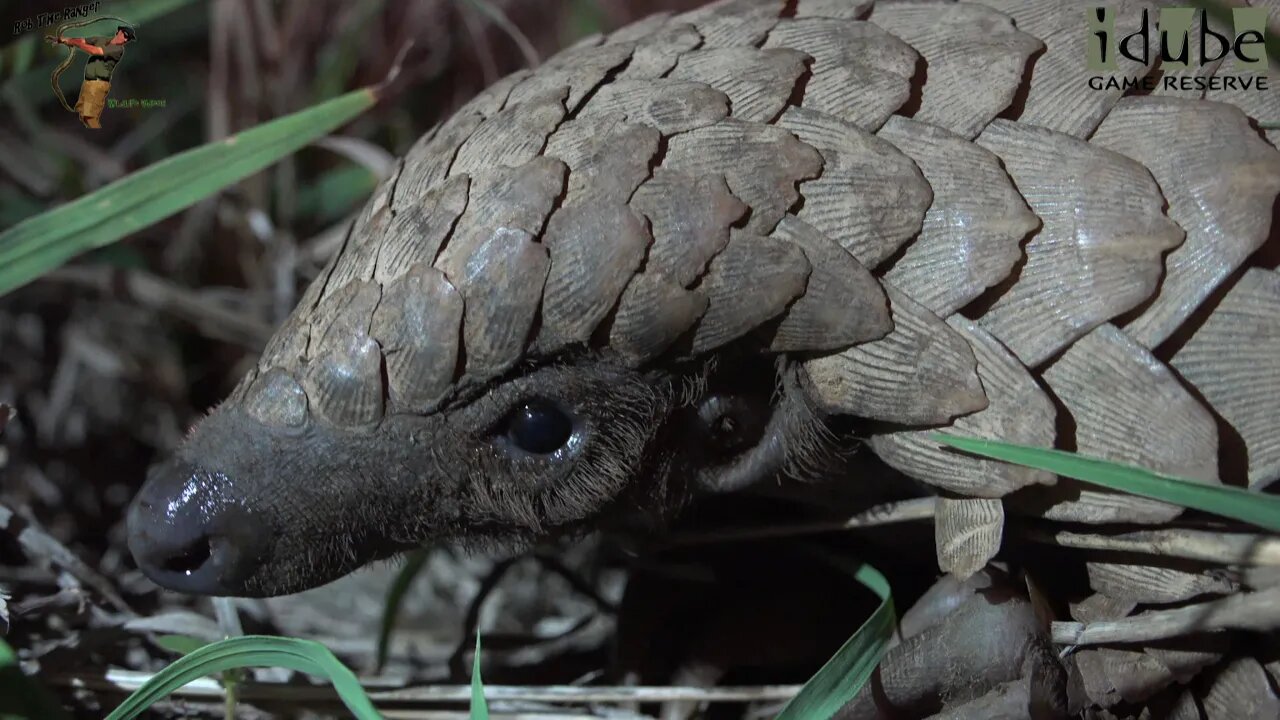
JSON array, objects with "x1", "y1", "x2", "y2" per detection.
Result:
[{"x1": 129, "y1": 0, "x2": 1280, "y2": 715}]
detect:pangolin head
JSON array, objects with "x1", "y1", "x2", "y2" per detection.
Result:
[
  {"x1": 122, "y1": 86, "x2": 885, "y2": 596},
  {"x1": 126, "y1": 281, "x2": 842, "y2": 597},
  {"x1": 125, "y1": 0, "x2": 928, "y2": 597}
]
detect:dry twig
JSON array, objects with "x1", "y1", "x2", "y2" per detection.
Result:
[
  {"x1": 663, "y1": 497, "x2": 937, "y2": 548},
  {"x1": 51, "y1": 670, "x2": 802, "y2": 705},
  {"x1": 1022, "y1": 525, "x2": 1280, "y2": 566},
  {"x1": 0, "y1": 501, "x2": 132, "y2": 614},
  {"x1": 1052, "y1": 585, "x2": 1280, "y2": 645},
  {"x1": 459, "y1": 0, "x2": 541, "y2": 68},
  {"x1": 44, "y1": 266, "x2": 273, "y2": 349}
]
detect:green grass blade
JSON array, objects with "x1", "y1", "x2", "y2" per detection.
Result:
[
  {"x1": 775, "y1": 562, "x2": 894, "y2": 720},
  {"x1": 104, "y1": 635, "x2": 383, "y2": 720},
  {"x1": 565, "y1": 0, "x2": 608, "y2": 40},
  {"x1": 0, "y1": 84, "x2": 378, "y2": 297},
  {"x1": 297, "y1": 164, "x2": 380, "y2": 224},
  {"x1": 312, "y1": 0, "x2": 388, "y2": 101},
  {"x1": 376, "y1": 548, "x2": 431, "y2": 672},
  {"x1": 931, "y1": 434, "x2": 1280, "y2": 532},
  {"x1": 1, "y1": 141, "x2": 297, "y2": 279},
  {"x1": 471, "y1": 634, "x2": 489, "y2": 720},
  {"x1": 154, "y1": 635, "x2": 208, "y2": 656}
]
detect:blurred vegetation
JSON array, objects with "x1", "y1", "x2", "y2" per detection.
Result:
[{"x1": 0, "y1": 0, "x2": 626, "y2": 262}]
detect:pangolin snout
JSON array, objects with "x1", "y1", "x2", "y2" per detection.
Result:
[
  {"x1": 126, "y1": 405, "x2": 430, "y2": 597},
  {"x1": 127, "y1": 458, "x2": 272, "y2": 596}
]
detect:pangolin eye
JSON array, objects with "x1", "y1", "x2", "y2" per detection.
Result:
[{"x1": 505, "y1": 400, "x2": 573, "y2": 455}]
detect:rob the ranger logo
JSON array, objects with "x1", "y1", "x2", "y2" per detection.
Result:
[{"x1": 1087, "y1": 6, "x2": 1270, "y2": 92}]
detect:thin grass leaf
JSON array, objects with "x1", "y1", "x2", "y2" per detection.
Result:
[
  {"x1": 471, "y1": 632, "x2": 488, "y2": 717},
  {"x1": 297, "y1": 164, "x2": 380, "y2": 224},
  {"x1": 564, "y1": 0, "x2": 608, "y2": 40},
  {"x1": 155, "y1": 633, "x2": 243, "y2": 720},
  {"x1": 154, "y1": 635, "x2": 208, "y2": 656},
  {"x1": 312, "y1": 0, "x2": 388, "y2": 102},
  {"x1": 931, "y1": 434, "x2": 1280, "y2": 532},
  {"x1": 775, "y1": 562, "x2": 894, "y2": 720},
  {"x1": 460, "y1": 0, "x2": 540, "y2": 68},
  {"x1": 471, "y1": 634, "x2": 490, "y2": 720},
  {"x1": 104, "y1": 635, "x2": 382, "y2": 720},
  {"x1": 375, "y1": 548, "x2": 431, "y2": 672},
  {"x1": 0, "y1": 85, "x2": 378, "y2": 297}
]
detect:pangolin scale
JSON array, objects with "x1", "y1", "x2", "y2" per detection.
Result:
[{"x1": 128, "y1": 0, "x2": 1280, "y2": 716}]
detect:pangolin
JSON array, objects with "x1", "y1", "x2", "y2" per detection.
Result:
[{"x1": 127, "y1": 0, "x2": 1280, "y2": 716}]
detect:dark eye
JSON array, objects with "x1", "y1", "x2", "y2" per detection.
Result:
[{"x1": 505, "y1": 400, "x2": 574, "y2": 455}]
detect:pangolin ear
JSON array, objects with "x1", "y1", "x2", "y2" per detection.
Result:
[{"x1": 682, "y1": 358, "x2": 827, "y2": 494}]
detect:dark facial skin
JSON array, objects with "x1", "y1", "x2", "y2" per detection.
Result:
[
  {"x1": 130, "y1": 360, "x2": 672, "y2": 596},
  {"x1": 127, "y1": 348, "x2": 819, "y2": 594},
  {"x1": 128, "y1": 351, "x2": 826, "y2": 597}
]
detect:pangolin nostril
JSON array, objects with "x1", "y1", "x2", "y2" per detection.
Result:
[{"x1": 160, "y1": 537, "x2": 213, "y2": 575}]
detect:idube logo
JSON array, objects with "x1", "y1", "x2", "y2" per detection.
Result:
[{"x1": 1087, "y1": 6, "x2": 1270, "y2": 92}]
